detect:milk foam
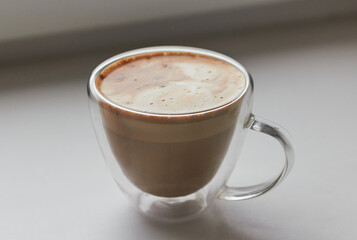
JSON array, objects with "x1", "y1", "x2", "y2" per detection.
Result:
[{"x1": 98, "y1": 53, "x2": 246, "y2": 114}]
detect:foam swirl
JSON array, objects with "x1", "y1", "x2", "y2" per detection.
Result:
[{"x1": 97, "y1": 53, "x2": 246, "y2": 114}]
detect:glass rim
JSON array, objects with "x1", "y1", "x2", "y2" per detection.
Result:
[{"x1": 88, "y1": 46, "x2": 251, "y2": 117}]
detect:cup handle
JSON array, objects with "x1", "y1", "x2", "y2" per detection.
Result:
[{"x1": 218, "y1": 114, "x2": 295, "y2": 201}]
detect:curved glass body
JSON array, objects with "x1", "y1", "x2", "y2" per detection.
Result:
[{"x1": 87, "y1": 46, "x2": 294, "y2": 222}]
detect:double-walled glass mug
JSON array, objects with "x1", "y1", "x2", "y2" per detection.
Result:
[{"x1": 88, "y1": 46, "x2": 294, "y2": 222}]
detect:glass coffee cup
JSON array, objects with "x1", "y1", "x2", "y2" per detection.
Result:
[{"x1": 88, "y1": 46, "x2": 294, "y2": 222}]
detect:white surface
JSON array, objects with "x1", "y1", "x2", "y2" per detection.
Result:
[
  {"x1": 0, "y1": 0, "x2": 283, "y2": 42},
  {"x1": 1, "y1": 19, "x2": 357, "y2": 239}
]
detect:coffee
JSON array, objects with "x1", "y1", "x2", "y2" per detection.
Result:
[{"x1": 96, "y1": 52, "x2": 246, "y2": 197}]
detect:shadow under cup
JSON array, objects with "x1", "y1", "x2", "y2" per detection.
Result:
[{"x1": 99, "y1": 97, "x2": 243, "y2": 198}]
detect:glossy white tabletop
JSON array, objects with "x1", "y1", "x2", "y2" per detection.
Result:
[{"x1": 1, "y1": 18, "x2": 356, "y2": 240}]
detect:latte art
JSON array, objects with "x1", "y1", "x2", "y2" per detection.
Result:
[{"x1": 97, "y1": 53, "x2": 246, "y2": 114}]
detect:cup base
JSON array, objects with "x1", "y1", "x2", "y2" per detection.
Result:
[{"x1": 136, "y1": 191, "x2": 209, "y2": 222}]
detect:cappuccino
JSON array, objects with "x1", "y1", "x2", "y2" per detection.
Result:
[
  {"x1": 96, "y1": 52, "x2": 246, "y2": 197},
  {"x1": 97, "y1": 53, "x2": 245, "y2": 114}
]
